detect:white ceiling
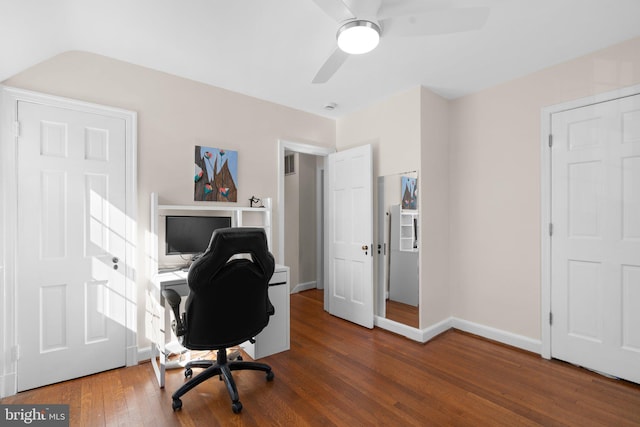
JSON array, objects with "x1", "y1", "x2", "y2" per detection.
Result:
[{"x1": 2, "y1": 0, "x2": 640, "y2": 118}]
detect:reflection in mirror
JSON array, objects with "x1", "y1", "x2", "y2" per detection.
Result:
[{"x1": 376, "y1": 171, "x2": 419, "y2": 329}]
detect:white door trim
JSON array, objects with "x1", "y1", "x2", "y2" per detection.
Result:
[
  {"x1": 540, "y1": 83, "x2": 640, "y2": 359},
  {"x1": 0, "y1": 86, "x2": 138, "y2": 397}
]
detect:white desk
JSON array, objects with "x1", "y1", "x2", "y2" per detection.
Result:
[{"x1": 147, "y1": 264, "x2": 290, "y2": 388}]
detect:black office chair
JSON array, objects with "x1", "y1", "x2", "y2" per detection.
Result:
[{"x1": 162, "y1": 227, "x2": 276, "y2": 413}]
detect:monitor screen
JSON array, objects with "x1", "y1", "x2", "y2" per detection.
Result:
[{"x1": 165, "y1": 215, "x2": 231, "y2": 255}]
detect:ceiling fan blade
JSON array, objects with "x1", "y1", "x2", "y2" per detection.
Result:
[
  {"x1": 309, "y1": 0, "x2": 355, "y2": 22},
  {"x1": 381, "y1": 7, "x2": 490, "y2": 37},
  {"x1": 343, "y1": 0, "x2": 382, "y2": 21},
  {"x1": 377, "y1": 0, "x2": 452, "y2": 20},
  {"x1": 312, "y1": 48, "x2": 349, "y2": 84}
]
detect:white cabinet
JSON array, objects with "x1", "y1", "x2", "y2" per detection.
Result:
[{"x1": 242, "y1": 267, "x2": 290, "y2": 360}]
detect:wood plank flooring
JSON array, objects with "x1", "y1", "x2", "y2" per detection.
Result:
[
  {"x1": 385, "y1": 299, "x2": 419, "y2": 328},
  {"x1": 2, "y1": 289, "x2": 639, "y2": 426}
]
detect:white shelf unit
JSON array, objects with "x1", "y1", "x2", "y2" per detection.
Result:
[
  {"x1": 389, "y1": 204, "x2": 419, "y2": 306},
  {"x1": 149, "y1": 192, "x2": 272, "y2": 274},
  {"x1": 391, "y1": 205, "x2": 418, "y2": 252}
]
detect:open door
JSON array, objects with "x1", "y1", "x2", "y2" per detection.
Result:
[{"x1": 326, "y1": 144, "x2": 374, "y2": 328}]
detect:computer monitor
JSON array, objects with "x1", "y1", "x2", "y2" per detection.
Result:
[{"x1": 165, "y1": 215, "x2": 231, "y2": 256}]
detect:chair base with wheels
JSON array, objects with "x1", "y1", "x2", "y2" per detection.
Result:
[{"x1": 171, "y1": 347, "x2": 275, "y2": 413}]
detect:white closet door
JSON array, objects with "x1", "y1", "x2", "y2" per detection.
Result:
[
  {"x1": 551, "y1": 93, "x2": 640, "y2": 383},
  {"x1": 16, "y1": 101, "x2": 128, "y2": 391}
]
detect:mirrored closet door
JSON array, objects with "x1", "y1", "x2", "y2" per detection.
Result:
[{"x1": 376, "y1": 171, "x2": 419, "y2": 328}]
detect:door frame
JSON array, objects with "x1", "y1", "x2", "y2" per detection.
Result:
[
  {"x1": 277, "y1": 139, "x2": 334, "y2": 306},
  {"x1": 0, "y1": 86, "x2": 138, "y2": 397},
  {"x1": 540, "y1": 83, "x2": 640, "y2": 359}
]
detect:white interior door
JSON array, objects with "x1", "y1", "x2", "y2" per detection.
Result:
[
  {"x1": 326, "y1": 144, "x2": 373, "y2": 328},
  {"x1": 16, "y1": 100, "x2": 128, "y2": 391},
  {"x1": 550, "y1": 93, "x2": 640, "y2": 383}
]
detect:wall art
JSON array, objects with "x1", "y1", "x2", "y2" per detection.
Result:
[{"x1": 194, "y1": 146, "x2": 238, "y2": 202}]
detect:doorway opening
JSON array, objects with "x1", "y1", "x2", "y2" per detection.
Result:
[{"x1": 277, "y1": 140, "x2": 333, "y2": 307}]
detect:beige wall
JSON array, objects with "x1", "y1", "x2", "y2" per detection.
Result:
[
  {"x1": 336, "y1": 87, "x2": 421, "y2": 178},
  {"x1": 449, "y1": 36, "x2": 640, "y2": 339},
  {"x1": 3, "y1": 50, "x2": 335, "y2": 348},
  {"x1": 298, "y1": 153, "x2": 317, "y2": 285},
  {"x1": 419, "y1": 87, "x2": 450, "y2": 326}
]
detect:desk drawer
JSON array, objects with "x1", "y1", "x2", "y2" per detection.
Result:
[{"x1": 269, "y1": 270, "x2": 287, "y2": 285}]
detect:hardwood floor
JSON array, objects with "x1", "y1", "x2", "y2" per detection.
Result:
[
  {"x1": 385, "y1": 299, "x2": 419, "y2": 328},
  {"x1": 2, "y1": 289, "x2": 639, "y2": 426}
]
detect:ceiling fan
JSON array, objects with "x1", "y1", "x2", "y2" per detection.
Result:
[{"x1": 310, "y1": 0, "x2": 491, "y2": 83}]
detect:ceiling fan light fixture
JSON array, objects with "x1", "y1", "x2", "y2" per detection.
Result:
[{"x1": 337, "y1": 20, "x2": 380, "y2": 54}]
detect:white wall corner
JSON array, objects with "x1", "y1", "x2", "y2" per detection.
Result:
[
  {"x1": 419, "y1": 317, "x2": 454, "y2": 343},
  {"x1": 291, "y1": 281, "x2": 317, "y2": 294},
  {"x1": 374, "y1": 316, "x2": 453, "y2": 343},
  {"x1": 451, "y1": 318, "x2": 542, "y2": 354},
  {"x1": 137, "y1": 346, "x2": 152, "y2": 363}
]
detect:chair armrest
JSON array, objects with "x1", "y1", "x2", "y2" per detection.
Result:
[{"x1": 162, "y1": 289, "x2": 186, "y2": 337}]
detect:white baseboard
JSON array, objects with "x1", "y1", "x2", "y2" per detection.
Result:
[
  {"x1": 291, "y1": 281, "x2": 317, "y2": 294},
  {"x1": 375, "y1": 315, "x2": 541, "y2": 354},
  {"x1": 137, "y1": 346, "x2": 152, "y2": 363},
  {"x1": 375, "y1": 316, "x2": 425, "y2": 341},
  {"x1": 419, "y1": 317, "x2": 454, "y2": 343},
  {"x1": 0, "y1": 373, "x2": 16, "y2": 399},
  {"x1": 451, "y1": 318, "x2": 542, "y2": 354},
  {"x1": 374, "y1": 316, "x2": 451, "y2": 343}
]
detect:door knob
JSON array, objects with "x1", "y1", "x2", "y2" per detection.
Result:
[
  {"x1": 112, "y1": 257, "x2": 119, "y2": 263},
  {"x1": 361, "y1": 245, "x2": 368, "y2": 251}
]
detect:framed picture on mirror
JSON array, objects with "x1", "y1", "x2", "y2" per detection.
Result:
[{"x1": 401, "y1": 176, "x2": 417, "y2": 209}]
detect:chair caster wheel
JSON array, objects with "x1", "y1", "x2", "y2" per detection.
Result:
[
  {"x1": 266, "y1": 370, "x2": 274, "y2": 381},
  {"x1": 232, "y1": 401, "x2": 243, "y2": 413},
  {"x1": 184, "y1": 368, "x2": 192, "y2": 378},
  {"x1": 236, "y1": 355, "x2": 243, "y2": 361},
  {"x1": 172, "y1": 398, "x2": 182, "y2": 411}
]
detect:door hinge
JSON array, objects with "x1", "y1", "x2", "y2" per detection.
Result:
[
  {"x1": 549, "y1": 312, "x2": 553, "y2": 326},
  {"x1": 12, "y1": 345, "x2": 20, "y2": 361},
  {"x1": 548, "y1": 134, "x2": 553, "y2": 148},
  {"x1": 13, "y1": 120, "x2": 20, "y2": 137},
  {"x1": 549, "y1": 223, "x2": 553, "y2": 236}
]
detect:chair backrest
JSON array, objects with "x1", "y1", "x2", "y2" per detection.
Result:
[{"x1": 182, "y1": 227, "x2": 275, "y2": 350}]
